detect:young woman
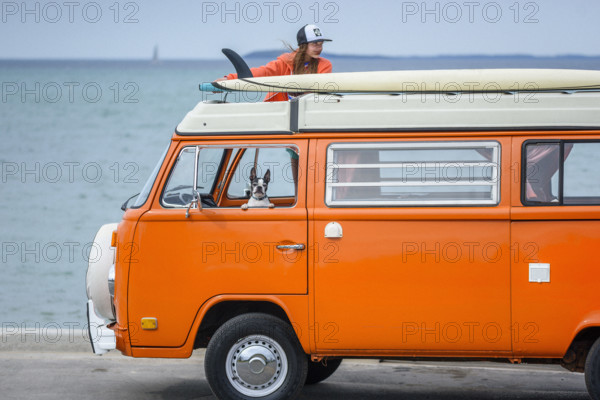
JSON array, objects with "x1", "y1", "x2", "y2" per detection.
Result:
[{"x1": 219, "y1": 24, "x2": 333, "y2": 102}]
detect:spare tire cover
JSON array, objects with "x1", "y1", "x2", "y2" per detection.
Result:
[{"x1": 86, "y1": 223, "x2": 118, "y2": 321}]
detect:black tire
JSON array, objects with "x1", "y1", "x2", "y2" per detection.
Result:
[
  {"x1": 586, "y1": 337, "x2": 600, "y2": 400},
  {"x1": 305, "y1": 358, "x2": 342, "y2": 385},
  {"x1": 205, "y1": 313, "x2": 308, "y2": 400}
]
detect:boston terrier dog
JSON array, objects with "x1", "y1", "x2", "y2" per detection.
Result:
[{"x1": 242, "y1": 167, "x2": 274, "y2": 210}]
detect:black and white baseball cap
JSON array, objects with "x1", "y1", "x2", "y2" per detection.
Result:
[{"x1": 297, "y1": 24, "x2": 332, "y2": 45}]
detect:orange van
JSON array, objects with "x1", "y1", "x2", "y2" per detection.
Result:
[{"x1": 86, "y1": 90, "x2": 600, "y2": 400}]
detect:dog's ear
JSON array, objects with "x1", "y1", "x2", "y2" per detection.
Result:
[
  {"x1": 249, "y1": 167, "x2": 256, "y2": 181},
  {"x1": 264, "y1": 169, "x2": 271, "y2": 183}
]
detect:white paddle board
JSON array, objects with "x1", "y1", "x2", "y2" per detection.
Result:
[{"x1": 212, "y1": 69, "x2": 600, "y2": 93}]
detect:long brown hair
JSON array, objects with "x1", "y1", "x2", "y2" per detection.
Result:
[{"x1": 284, "y1": 42, "x2": 319, "y2": 75}]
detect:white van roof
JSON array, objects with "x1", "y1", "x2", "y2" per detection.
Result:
[{"x1": 175, "y1": 91, "x2": 600, "y2": 135}]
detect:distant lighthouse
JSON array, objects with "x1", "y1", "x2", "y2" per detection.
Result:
[{"x1": 152, "y1": 45, "x2": 159, "y2": 64}]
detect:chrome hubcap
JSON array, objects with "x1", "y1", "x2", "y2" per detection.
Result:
[{"x1": 226, "y1": 335, "x2": 288, "y2": 397}]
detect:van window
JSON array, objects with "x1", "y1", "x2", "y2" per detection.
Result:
[
  {"x1": 160, "y1": 145, "x2": 299, "y2": 208},
  {"x1": 524, "y1": 141, "x2": 600, "y2": 205},
  {"x1": 227, "y1": 147, "x2": 298, "y2": 199},
  {"x1": 325, "y1": 141, "x2": 500, "y2": 207},
  {"x1": 161, "y1": 147, "x2": 225, "y2": 208}
]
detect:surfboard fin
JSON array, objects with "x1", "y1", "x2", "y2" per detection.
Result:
[{"x1": 222, "y1": 48, "x2": 253, "y2": 79}]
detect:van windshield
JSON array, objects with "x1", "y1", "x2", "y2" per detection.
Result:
[{"x1": 131, "y1": 145, "x2": 170, "y2": 209}]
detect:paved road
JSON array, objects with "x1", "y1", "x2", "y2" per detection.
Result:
[{"x1": 0, "y1": 350, "x2": 590, "y2": 400}]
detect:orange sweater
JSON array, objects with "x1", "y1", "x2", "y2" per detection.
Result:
[{"x1": 226, "y1": 52, "x2": 332, "y2": 102}]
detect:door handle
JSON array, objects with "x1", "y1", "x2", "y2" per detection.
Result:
[{"x1": 276, "y1": 244, "x2": 305, "y2": 250}]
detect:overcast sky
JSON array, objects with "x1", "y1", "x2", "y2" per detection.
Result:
[{"x1": 1, "y1": 0, "x2": 599, "y2": 59}]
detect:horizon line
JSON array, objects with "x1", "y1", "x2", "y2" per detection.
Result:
[{"x1": 3, "y1": 53, "x2": 600, "y2": 62}]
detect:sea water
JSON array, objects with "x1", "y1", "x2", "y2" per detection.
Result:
[{"x1": 1, "y1": 57, "x2": 599, "y2": 330}]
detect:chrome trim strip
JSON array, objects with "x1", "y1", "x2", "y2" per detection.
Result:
[
  {"x1": 333, "y1": 162, "x2": 497, "y2": 169},
  {"x1": 328, "y1": 181, "x2": 495, "y2": 187},
  {"x1": 276, "y1": 244, "x2": 305, "y2": 250},
  {"x1": 192, "y1": 146, "x2": 200, "y2": 196}
]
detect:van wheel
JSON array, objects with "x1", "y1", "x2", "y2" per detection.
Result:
[
  {"x1": 586, "y1": 337, "x2": 600, "y2": 400},
  {"x1": 305, "y1": 358, "x2": 342, "y2": 385},
  {"x1": 205, "y1": 313, "x2": 307, "y2": 400}
]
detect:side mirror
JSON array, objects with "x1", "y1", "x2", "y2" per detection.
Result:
[
  {"x1": 121, "y1": 193, "x2": 140, "y2": 211},
  {"x1": 185, "y1": 190, "x2": 202, "y2": 218}
]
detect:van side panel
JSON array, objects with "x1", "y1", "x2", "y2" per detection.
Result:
[
  {"x1": 311, "y1": 137, "x2": 512, "y2": 353},
  {"x1": 129, "y1": 211, "x2": 308, "y2": 347},
  {"x1": 511, "y1": 135, "x2": 600, "y2": 357}
]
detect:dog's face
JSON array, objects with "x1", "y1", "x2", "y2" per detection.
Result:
[{"x1": 249, "y1": 167, "x2": 270, "y2": 200}]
